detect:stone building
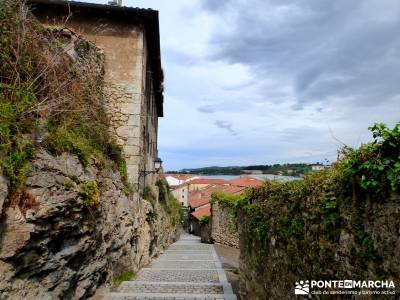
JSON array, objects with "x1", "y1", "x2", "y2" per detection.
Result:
[
  {"x1": 29, "y1": 0, "x2": 164, "y2": 197},
  {"x1": 171, "y1": 184, "x2": 189, "y2": 207}
]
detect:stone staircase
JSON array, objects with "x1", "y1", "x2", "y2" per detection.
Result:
[{"x1": 107, "y1": 233, "x2": 237, "y2": 300}]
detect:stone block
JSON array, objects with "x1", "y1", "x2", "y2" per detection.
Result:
[
  {"x1": 125, "y1": 155, "x2": 141, "y2": 165},
  {"x1": 120, "y1": 103, "x2": 141, "y2": 115},
  {"x1": 127, "y1": 137, "x2": 140, "y2": 146},
  {"x1": 116, "y1": 126, "x2": 140, "y2": 138},
  {"x1": 124, "y1": 146, "x2": 140, "y2": 156},
  {"x1": 127, "y1": 115, "x2": 140, "y2": 126},
  {"x1": 127, "y1": 165, "x2": 139, "y2": 183}
]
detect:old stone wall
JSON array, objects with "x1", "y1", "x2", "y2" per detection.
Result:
[
  {"x1": 200, "y1": 222, "x2": 212, "y2": 244},
  {"x1": 89, "y1": 27, "x2": 146, "y2": 192},
  {"x1": 34, "y1": 14, "x2": 153, "y2": 194},
  {"x1": 237, "y1": 187, "x2": 400, "y2": 300},
  {"x1": 0, "y1": 150, "x2": 179, "y2": 300},
  {"x1": 211, "y1": 202, "x2": 239, "y2": 249}
]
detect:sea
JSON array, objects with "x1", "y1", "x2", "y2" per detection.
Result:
[{"x1": 199, "y1": 174, "x2": 300, "y2": 182}]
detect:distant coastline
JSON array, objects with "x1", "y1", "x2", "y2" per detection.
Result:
[
  {"x1": 198, "y1": 174, "x2": 300, "y2": 182},
  {"x1": 168, "y1": 163, "x2": 327, "y2": 178}
]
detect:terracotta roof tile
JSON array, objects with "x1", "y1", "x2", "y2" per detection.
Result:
[
  {"x1": 229, "y1": 176, "x2": 264, "y2": 188},
  {"x1": 191, "y1": 205, "x2": 211, "y2": 220},
  {"x1": 189, "y1": 184, "x2": 246, "y2": 208}
]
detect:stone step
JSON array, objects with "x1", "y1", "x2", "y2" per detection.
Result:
[
  {"x1": 169, "y1": 244, "x2": 212, "y2": 251},
  {"x1": 150, "y1": 260, "x2": 218, "y2": 269},
  {"x1": 107, "y1": 292, "x2": 237, "y2": 300},
  {"x1": 105, "y1": 234, "x2": 237, "y2": 300},
  {"x1": 135, "y1": 269, "x2": 220, "y2": 283},
  {"x1": 165, "y1": 250, "x2": 213, "y2": 253},
  {"x1": 118, "y1": 281, "x2": 224, "y2": 294},
  {"x1": 157, "y1": 254, "x2": 214, "y2": 261}
]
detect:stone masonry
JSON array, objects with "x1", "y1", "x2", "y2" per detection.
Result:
[
  {"x1": 211, "y1": 202, "x2": 239, "y2": 249},
  {"x1": 29, "y1": 0, "x2": 164, "y2": 194},
  {"x1": 107, "y1": 233, "x2": 237, "y2": 300}
]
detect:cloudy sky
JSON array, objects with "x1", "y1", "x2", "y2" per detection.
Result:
[{"x1": 90, "y1": 0, "x2": 399, "y2": 170}]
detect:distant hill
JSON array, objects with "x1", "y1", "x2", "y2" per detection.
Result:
[{"x1": 170, "y1": 163, "x2": 320, "y2": 177}]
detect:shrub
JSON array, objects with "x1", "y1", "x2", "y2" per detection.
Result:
[
  {"x1": 79, "y1": 181, "x2": 100, "y2": 207},
  {"x1": 1, "y1": 136, "x2": 33, "y2": 186},
  {"x1": 143, "y1": 185, "x2": 156, "y2": 205},
  {"x1": 154, "y1": 179, "x2": 184, "y2": 226},
  {"x1": 228, "y1": 122, "x2": 400, "y2": 294},
  {"x1": 339, "y1": 122, "x2": 400, "y2": 194},
  {"x1": 113, "y1": 271, "x2": 135, "y2": 286},
  {"x1": 155, "y1": 179, "x2": 170, "y2": 203},
  {"x1": 0, "y1": 0, "x2": 127, "y2": 188},
  {"x1": 199, "y1": 215, "x2": 210, "y2": 225}
]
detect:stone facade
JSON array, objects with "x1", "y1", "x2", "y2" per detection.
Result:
[
  {"x1": 211, "y1": 201, "x2": 239, "y2": 249},
  {"x1": 171, "y1": 184, "x2": 189, "y2": 207},
  {"x1": 29, "y1": 0, "x2": 164, "y2": 196}
]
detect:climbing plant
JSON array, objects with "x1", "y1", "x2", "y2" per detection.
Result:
[{"x1": 213, "y1": 122, "x2": 400, "y2": 299}]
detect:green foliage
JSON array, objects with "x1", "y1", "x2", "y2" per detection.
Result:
[
  {"x1": 45, "y1": 126, "x2": 97, "y2": 167},
  {"x1": 242, "y1": 203, "x2": 269, "y2": 266},
  {"x1": 212, "y1": 189, "x2": 253, "y2": 232},
  {"x1": 180, "y1": 163, "x2": 312, "y2": 177},
  {"x1": 351, "y1": 216, "x2": 377, "y2": 264},
  {"x1": 165, "y1": 196, "x2": 184, "y2": 226},
  {"x1": 234, "y1": 123, "x2": 399, "y2": 291},
  {"x1": 199, "y1": 215, "x2": 210, "y2": 225},
  {"x1": 154, "y1": 179, "x2": 184, "y2": 226},
  {"x1": 156, "y1": 179, "x2": 170, "y2": 203},
  {"x1": 277, "y1": 217, "x2": 303, "y2": 238},
  {"x1": 0, "y1": 0, "x2": 127, "y2": 189},
  {"x1": 113, "y1": 271, "x2": 135, "y2": 286},
  {"x1": 322, "y1": 195, "x2": 340, "y2": 241},
  {"x1": 143, "y1": 185, "x2": 159, "y2": 218},
  {"x1": 211, "y1": 190, "x2": 249, "y2": 208},
  {"x1": 1, "y1": 136, "x2": 33, "y2": 186},
  {"x1": 287, "y1": 245, "x2": 297, "y2": 259},
  {"x1": 143, "y1": 185, "x2": 156, "y2": 205},
  {"x1": 0, "y1": 83, "x2": 37, "y2": 186},
  {"x1": 79, "y1": 181, "x2": 100, "y2": 207},
  {"x1": 340, "y1": 122, "x2": 400, "y2": 193},
  {"x1": 106, "y1": 141, "x2": 132, "y2": 195},
  {"x1": 0, "y1": 1, "x2": 43, "y2": 188}
]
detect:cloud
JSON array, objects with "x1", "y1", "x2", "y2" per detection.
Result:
[
  {"x1": 206, "y1": 0, "x2": 400, "y2": 108},
  {"x1": 88, "y1": 0, "x2": 400, "y2": 170},
  {"x1": 197, "y1": 105, "x2": 215, "y2": 113},
  {"x1": 214, "y1": 120, "x2": 238, "y2": 136}
]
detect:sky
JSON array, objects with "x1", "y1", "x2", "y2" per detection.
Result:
[{"x1": 89, "y1": 0, "x2": 400, "y2": 170}]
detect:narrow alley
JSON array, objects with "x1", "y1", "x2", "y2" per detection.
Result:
[{"x1": 107, "y1": 234, "x2": 237, "y2": 300}]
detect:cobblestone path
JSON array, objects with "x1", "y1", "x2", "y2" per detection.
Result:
[{"x1": 107, "y1": 234, "x2": 237, "y2": 300}]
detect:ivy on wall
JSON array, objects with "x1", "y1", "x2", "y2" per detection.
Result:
[{"x1": 212, "y1": 123, "x2": 400, "y2": 298}]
